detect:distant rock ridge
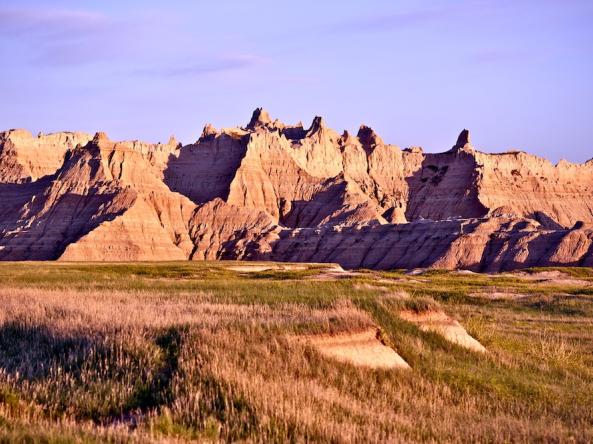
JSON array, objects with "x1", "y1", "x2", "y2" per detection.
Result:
[{"x1": 2, "y1": 108, "x2": 593, "y2": 271}]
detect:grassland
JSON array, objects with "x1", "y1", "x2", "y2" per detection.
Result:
[{"x1": 0, "y1": 262, "x2": 592, "y2": 443}]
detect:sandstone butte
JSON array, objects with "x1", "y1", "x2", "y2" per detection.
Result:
[{"x1": 1, "y1": 108, "x2": 593, "y2": 271}]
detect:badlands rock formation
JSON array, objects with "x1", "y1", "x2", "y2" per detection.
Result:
[{"x1": 1, "y1": 109, "x2": 593, "y2": 271}]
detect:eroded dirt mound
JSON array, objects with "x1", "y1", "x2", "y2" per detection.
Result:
[
  {"x1": 512, "y1": 270, "x2": 592, "y2": 287},
  {"x1": 399, "y1": 310, "x2": 486, "y2": 353},
  {"x1": 224, "y1": 262, "x2": 343, "y2": 273},
  {"x1": 468, "y1": 291, "x2": 530, "y2": 300},
  {"x1": 293, "y1": 328, "x2": 410, "y2": 370}
]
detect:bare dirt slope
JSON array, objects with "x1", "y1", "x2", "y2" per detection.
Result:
[{"x1": 293, "y1": 328, "x2": 410, "y2": 369}]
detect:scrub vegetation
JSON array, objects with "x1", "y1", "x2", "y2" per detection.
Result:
[{"x1": 0, "y1": 262, "x2": 592, "y2": 443}]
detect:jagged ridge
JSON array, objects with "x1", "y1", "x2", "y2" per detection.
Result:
[{"x1": 1, "y1": 109, "x2": 593, "y2": 271}]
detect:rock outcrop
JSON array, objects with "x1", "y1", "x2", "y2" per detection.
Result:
[{"x1": 2, "y1": 111, "x2": 593, "y2": 270}]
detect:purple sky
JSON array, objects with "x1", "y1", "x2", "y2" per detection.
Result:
[{"x1": 1, "y1": 0, "x2": 592, "y2": 162}]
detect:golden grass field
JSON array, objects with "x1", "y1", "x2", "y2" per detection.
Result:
[{"x1": 0, "y1": 262, "x2": 592, "y2": 443}]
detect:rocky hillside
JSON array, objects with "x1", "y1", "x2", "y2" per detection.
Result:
[{"x1": 1, "y1": 109, "x2": 593, "y2": 271}]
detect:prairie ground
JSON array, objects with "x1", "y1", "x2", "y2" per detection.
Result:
[{"x1": 0, "y1": 262, "x2": 592, "y2": 443}]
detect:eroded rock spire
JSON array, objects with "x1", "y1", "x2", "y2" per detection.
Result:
[
  {"x1": 199, "y1": 123, "x2": 218, "y2": 142},
  {"x1": 452, "y1": 129, "x2": 473, "y2": 152},
  {"x1": 246, "y1": 107, "x2": 272, "y2": 129},
  {"x1": 92, "y1": 132, "x2": 109, "y2": 144},
  {"x1": 357, "y1": 125, "x2": 384, "y2": 151}
]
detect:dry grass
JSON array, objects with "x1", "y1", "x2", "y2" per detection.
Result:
[
  {"x1": 0, "y1": 262, "x2": 592, "y2": 442},
  {"x1": 536, "y1": 328, "x2": 581, "y2": 367}
]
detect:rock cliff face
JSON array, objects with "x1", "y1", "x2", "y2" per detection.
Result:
[{"x1": 1, "y1": 110, "x2": 593, "y2": 271}]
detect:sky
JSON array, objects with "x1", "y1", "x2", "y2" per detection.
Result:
[{"x1": 0, "y1": 0, "x2": 592, "y2": 162}]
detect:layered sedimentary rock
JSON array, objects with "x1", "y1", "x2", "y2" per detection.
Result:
[
  {"x1": 1, "y1": 109, "x2": 593, "y2": 271},
  {"x1": 0, "y1": 129, "x2": 92, "y2": 183}
]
